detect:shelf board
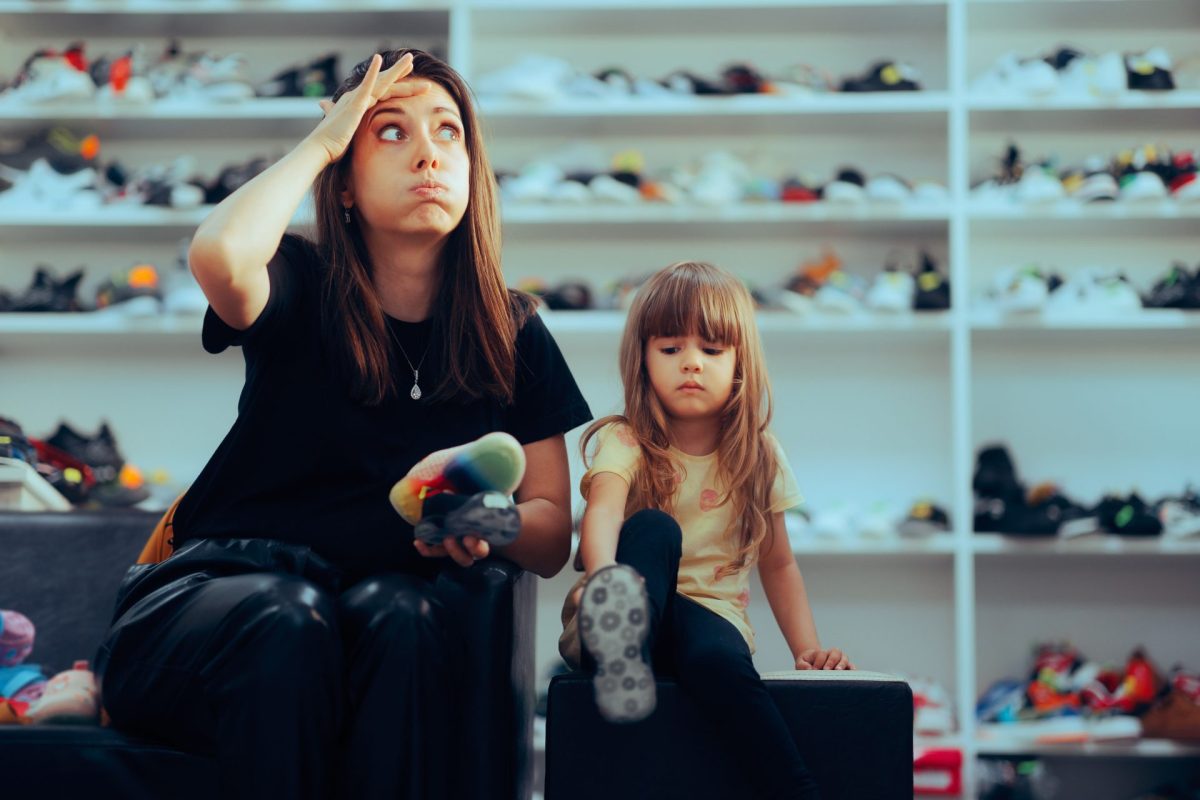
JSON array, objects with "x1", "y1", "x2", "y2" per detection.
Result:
[
  {"x1": 969, "y1": 201, "x2": 1200, "y2": 222},
  {"x1": 0, "y1": 0, "x2": 449, "y2": 14},
  {"x1": 971, "y1": 310, "x2": 1200, "y2": 332},
  {"x1": 479, "y1": 93, "x2": 951, "y2": 119},
  {"x1": 788, "y1": 534, "x2": 957, "y2": 556},
  {"x1": 975, "y1": 737, "x2": 1200, "y2": 759},
  {"x1": 0, "y1": 97, "x2": 324, "y2": 123},
  {"x1": 0, "y1": 203, "x2": 953, "y2": 233},
  {"x1": 973, "y1": 533, "x2": 1200, "y2": 556},
  {"x1": 968, "y1": 90, "x2": 1200, "y2": 112},
  {"x1": 470, "y1": 0, "x2": 945, "y2": 8},
  {"x1": 501, "y1": 202, "x2": 951, "y2": 226}
]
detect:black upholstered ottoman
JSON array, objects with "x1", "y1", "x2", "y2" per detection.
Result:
[{"x1": 545, "y1": 670, "x2": 913, "y2": 800}]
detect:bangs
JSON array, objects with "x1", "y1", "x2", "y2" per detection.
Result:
[{"x1": 636, "y1": 262, "x2": 745, "y2": 346}]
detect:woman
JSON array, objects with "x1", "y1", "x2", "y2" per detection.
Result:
[{"x1": 94, "y1": 50, "x2": 591, "y2": 800}]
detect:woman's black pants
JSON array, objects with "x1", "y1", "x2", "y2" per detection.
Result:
[{"x1": 95, "y1": 538, "x2": 462, "y2": 800}]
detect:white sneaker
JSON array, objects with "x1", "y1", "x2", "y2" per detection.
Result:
[
  {"x1": 988, "y1": 265, "x2": 1050, "y2": 314},
  {"x1": 1120, "y1": 171, "x2": 1169, "y2": 202},
  {"x1": 1, "y1": 55, "x2": 95, "y2": 105},
  {"x1": 813, "y1": 272, "x2": 866, "y2": 314},
  {"x1": 1015, "y1": 167, "x2": 1066, "y2": 204},
  {"x1": 865, "y1": 269, "x2": 915, "y2": 313},
  {"x1": 865, "y1": 175, "x2": 911, "y2": 204},
  {"x1": 812, "y1": 504, "x2": 858, "y2": 541}
]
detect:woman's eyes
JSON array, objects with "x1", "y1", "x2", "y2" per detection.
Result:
[{"x1": 379, "y1": 123, "x2": 462, "y2": 142}]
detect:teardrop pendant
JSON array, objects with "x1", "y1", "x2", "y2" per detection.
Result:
[{"x1": 410, "y1": 383, "x2": 422, "y2": 400}]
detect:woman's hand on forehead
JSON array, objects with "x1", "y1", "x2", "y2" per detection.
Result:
[{"x1": 309, "y1": 53, "x2": 431, "y2": 165}]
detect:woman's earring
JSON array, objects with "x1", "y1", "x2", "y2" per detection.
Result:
[{"x1": 343, "y1": 207, "x2": 352, "y2": 224}]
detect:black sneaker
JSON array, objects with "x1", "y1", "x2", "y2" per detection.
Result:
[
  {"x1": 1125, "y1": 49, "x2": 1175, "y2": 91},
  {"x1": 1018, "y1": 483, "x2": 1090, "y2": 535},
  {"x1": 721, "y1": 63, "x2": 769, "y2": 94},
  {"x1": 1144, "y1": 263, "x2": 1198, "y2": 310},
  {"x1": 257, "y1": 53, "x2": 339, "y2": 98},
  {"x1": 5, "y1": 266, "x2": 84, "y2": 313},
  {"x1": 840, "y1": 60, "x2": 922, "y2": 92},
  {"x1": 0, "y1": 127, "x2": 100, "y2": 176},
  {"x1": 46, "y1": 421, "x2": 122, "y2": 484},
  {"x1": 1101, "y1": 493, "x2": 1163, "y2": 536},
  {"x1": 913, "y1": 251, "x2": 950, "y2": 311}
]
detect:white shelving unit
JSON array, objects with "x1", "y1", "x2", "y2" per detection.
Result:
[{"x1": 2, "y1": 2, "x2": 1198, "y2": 798}]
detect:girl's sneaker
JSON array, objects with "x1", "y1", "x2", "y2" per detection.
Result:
[{"x1": 578, "y1": 564, "x2": 655, "y2": 724}]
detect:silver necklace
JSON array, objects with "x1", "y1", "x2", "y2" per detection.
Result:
[{"x1": 393, "y1": 336, "x2": 430, "y2": 400}]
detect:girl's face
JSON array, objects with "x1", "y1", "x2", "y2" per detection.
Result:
[
  {"x1": 343, "y1": 82, "x2": 470, "y2": 238},
  {"x1": 645, "y1": 333, "x2": 737, "y2": 422}
]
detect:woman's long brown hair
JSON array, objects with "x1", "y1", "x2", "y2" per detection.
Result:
[
  {"x1": 581, "y1": 262, "x2": 779, "y2": 578},
  {"x1": 312, "y1": 49, "x2": 534, "y2": 405}
]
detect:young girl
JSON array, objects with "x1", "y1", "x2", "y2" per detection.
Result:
[{"x1": 560, "y1": 261, "x2": 852, "y2": 800}]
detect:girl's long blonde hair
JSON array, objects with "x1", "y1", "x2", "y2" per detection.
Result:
[{"x1": 581, "y1": 261, "x2": 779, "y2": 578}]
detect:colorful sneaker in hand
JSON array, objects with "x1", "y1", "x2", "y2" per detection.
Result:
[{"x1": 389, "y1": 431, "x2": 526, "y2": 526}]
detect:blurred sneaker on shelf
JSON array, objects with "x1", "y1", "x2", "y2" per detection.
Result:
[
  {"x1": 1022, "y1": 483, "x2": 1091, "y2": 537},
  {"x1": 43, "y1": 421, "x2": 150, "y2": 507},
  {"x1": 813, "y1": 270, "x2": 867, "y2": 314},
  {"x1": 865, "y1": 174, "x2": 911, "y2": 204},
  {"x1": 898, "y1": 500, "x2": 951, "y2": 538},
  {"x1": 1144, "y1": 263, "x2": 1200, "y2": 309},
  {"x1": 0, "y1": 43, "x2": 95, "y2": 105},
  {"x1": 257, "y1": 53, "x2": 339, "y2": 98},
  {"x1": 1044, "y1": 269, "x2": 1143, "y2": 317},
  {"x1": 858, "y1": 501, "x2": 902, "y2": 540},
  {"x1": 1125, "y1": 48, "x2": 1176, "y2": 91},
  {"x1": 840, "y1": 60, "x2": 922, "y2": 92},
  {"x1": 95, "y1": 263, "x2": 162, "y2": 316},
  {"x1": 1096, "y1": 493, "x2": 1163, "y2": 537},
  {"x1": 1067, "y1": 161, "x2": 1120, "y2": 203},
  {"x1": 811, "y1": 503, "x2": 857, "y2": 541},
  {"x1": 1057, "y1": 49, "x2": 1126, "y2": 99},
  {"x1": 822, "y1": 167, "x2": 867, "y2": 204},
  {"x1": 1157, "y1": 487, "x2": 1200, "y2": 539},
  {"x1": 913, "y1": 251, "x2": 950, "y2": 311},
  {"x1": 972, "y1": 51, "x2": 1058, "y2": 97},
  {"x1": 2, "y1": 266, "x2": 84, "y2": 313},
  {"x1": 92, "y1": 46, "x2": 155, "y2": 105},
  {"x1": 984, "y1": 265, "x2": 1052, "y2": 314},
  {"x1": 1015, "y1": 164, "x2": 1066, "y2": 204},
  {"x1": 155, "y1": 48, "x2": 254, "y2": 103},
  {"x1": 475, "y1": 54, "x2": 576, "y2": 101},
  {"x1": 865, "y1": 262, "x2": 916, "y2": 313},
  {"x1": 0, "y1": 158, "x2": 102, "y2": 212},
  {"x1": 1168, "y1": 149, "x2": 1199, "y2": 202}
]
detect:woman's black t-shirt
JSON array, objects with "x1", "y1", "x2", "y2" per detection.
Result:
[{"x1": 172, "y1": 234, "x2": 593, "y2": 578}]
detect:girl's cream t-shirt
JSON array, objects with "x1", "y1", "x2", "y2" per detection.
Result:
[{"x1": 580, "y1": 422, "x2": 803, "y2": 652}]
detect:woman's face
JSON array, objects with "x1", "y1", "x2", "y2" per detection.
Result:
[{"x1": 344, "y1": 81, "x2": 470, "y2": 239}]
